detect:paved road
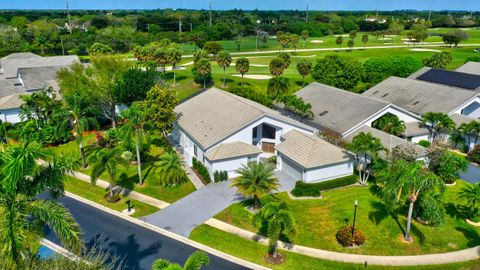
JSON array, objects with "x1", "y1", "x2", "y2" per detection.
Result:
[
  {"x1": 45, "y1": 195, "x2": 251, "y2": 270},
  {"x1": 460, "y1": 163, "x2": 480, "y2": 184}
]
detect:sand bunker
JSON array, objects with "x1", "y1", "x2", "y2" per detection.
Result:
[
  {"x1": 334, "y1": 34, "x2": 349, "y2": 37},
  {"x1": 232, "y1": 74, "x2": 272, "y2": 80},
  {"x1": 250, "y1": 64, "x2": 269, "y2": 67},
  {"x1": 310, "y1": 40, "x2": 324, "y2": 43},
  {"x1": 409, "y1": 48, "x2": 441, "y2": 52},
  {"x1": 378, "y1": 37, "x2": 392, "y2": 40}
]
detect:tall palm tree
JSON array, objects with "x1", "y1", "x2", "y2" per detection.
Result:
[
  {"x1": 346, "y1": 132, "x2": 386, "y2": 185},
  {"x1": 269, "y1": 58, "x2": 286, "y2": 77},
  {"x1": 294, "y1": 99, "x2": 314, "y2": 122},
  {"x1": 267, "y1": 77, "x2": 290, "y2": 99},
  {"x1": 277, "y1": 52, "x2": 291, "y2": 69},
  {"x1": 296, "y1": 59, "x2": 312, "y2": 85},
  {"x1": 154, "y1": 151, "x2": 187, "y2": 186},
  {"x1": 166, "y1": 47, "x2": 182, "y2": 86},
  {"x1": 253, "y1": 201, "x2": 297, "y2": 259},
  {"x1": 459, "y1": 183, "x2": 480, "y2": 222},
  {"x1": 449, "y1": 127, "x2": 465, "y2": 149},
  {"x1": 231, "y1": 162, "x2": 279, "y2": 209},
  {"x1": 120, "y1": 102, "x2": 148, "y2": 186},
  {"x1": 152, "y1": 251, "x2": 209, "y2": 270},
  {"x1": 461, "y1": 120, "x2": 480, "y2": 150},
  {"x1": 377, "y1": 160, "x2": 444, "y2": 241},
  {"x1": 419, "y1": 112, "x2": 455, "y2": 143},
  {"x1": 194, "y1": 58, "x2": 211, "y2": 89},
  {"x1": 216, "y1": 50, "x2": 232, "y2": 87},
  {"x1": 0, "y1": 143, "x2": 83, "y2": 266},
  {"x1": 235, "y1": 57, "x2": 249, "y2": 84}
]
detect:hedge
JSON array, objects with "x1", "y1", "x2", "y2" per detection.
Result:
[
  {"x1": 214, "y1": 170, "x2": 228, "y2": 182},
  {"x1": 192, "y1": 157, "x2": 212, "y2": 184},
  {"x1": 290, "y1": 175, "x2": 357, "y2": 197}
]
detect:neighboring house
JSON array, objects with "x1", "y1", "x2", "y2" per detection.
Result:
[
  {"x1": 408, "y1": 67, "x2": 480, "y2": 91},
  {"x1": 172, "y1": 88, "x2": 354, "y2": 183},
  {"x1": 0, "y1": 53, "x2": 79, "y2": 123},
  {"x1": 455, "y1": 61, "x2": 480, "y2": 76}
]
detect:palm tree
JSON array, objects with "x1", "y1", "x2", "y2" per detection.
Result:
[
  {"x1": 336, "y1": 36, "x2": 343, "y2": 50},
  {"x1": 372, "y1": 113, "x2": 406, "y2": 136},
  {"x1": 300, "y1": 30, "x2": 309, "y2": 48},
  {"x1": 155, "y1": 151, "x2": 187, "y2": 186},
  {"x1": 0, "y1": 143, "x2": 83, "y2": 266},
  {"x1": 194, "y1": 58, "x2": 212, "y2": 89},
  {"x1": 34, "y1": 36, "x2": 53, "y2": 55},
  {"x1": 88, "y1": 146, "x2": 130, "y2": 198},
  {"x1": 193, "y1": 50, "x2": 208, "y2": 64},
  {"x1": 120, "y1": 102, "x2": 148, "y2": 186},
  {"x1": 166, "y1": 47, "x2": 182, "y2": 86},
  {"x1": 269, "y1": 58, "x2": 286, "y2": 77},
  {"x1": 276, "y1": 94, "x2": 297, "y2": 116},
  {"x1": 216, "y1": 50, "x2": 232, "y2": 87},
  {"x1": 296, "y1": 59, "x2": 312, "y2": 85},
  {"x1": 253, "y1": 201, "x2": 297, "y2": 259},
  {"x1": 152, "y1": 251, "x2": 209, "y2": 270},
  {"x1": 346, "y1": 132, "x2": 386, "y2": 185},
  {"x1": 459, "y1": 183, "x2": 480, "y2": 222},
  {"x1": 277, "y1": 52, "x2": 291, "y2": 69},
  {"x1": 419, "y1": 112, "x2": 455, "y2": 143},
  {"x1": 461, "y1": 120, "x2": 480, "y2": 150},
  {"x1": 267, "y1": 77, "x2": 290, "y2": 99},
  {"x1": 235, "y1": 57, "x2": 249, "y2": 84},
  {"x1": 361, "y1": 34, "x2": 369, "y2": 49},
  {"x1": 449, "y1": 127, "x2": 466, "y2": 149},
  {"x1": 154, "y1": 48, "x2": 168, "y2": 74},
  {"x1": 377, "y1": 160, "x2": 444, "y2": 241},
  {"x1": 231, "y1": 162, "x2": 279, "y2": 209},
  {"x1": 294, "y1": 99, "x2": 314, "y2": 122}
]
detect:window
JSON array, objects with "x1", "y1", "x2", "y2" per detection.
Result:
[
  {"x1": 194, "y1": 145, "x2": 198, "y2": 157},
  {"x1": 247, "y1": 156, "x2": 257, "y2": 164},
  {"x1": 262, "y1": 124, "x2": 276, "y2": 139}
]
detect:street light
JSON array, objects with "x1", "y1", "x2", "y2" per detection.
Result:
[{"x1": 352, "y1": 199, "x2": 358, "y2": 237}]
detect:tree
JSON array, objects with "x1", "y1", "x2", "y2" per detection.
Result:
[
  {"x1": 311, "y1": 54, "x2": 364, "y2": 90},
  {"x1": 347, "y1": 39, "x2": 354, "y2": 50},
  {"x1": 461, "y1": 120, "x2": 480, "y2": 149},
  {"x1": 419, "y1": 112, "x2": 455, "y2": 142},
  {"x1": 459, "y1": 183, "x2": 480, "y2": 222},
  {"x1": 278, "y1": 32, "x2": 290, "y2": 50},
  {"x1": 234, "y1": 34, "x2": 242, "y2": 51},
  {"x1": 253, "y1": 201, "x2": 297, "y2": 260},
  {"x1": 294, "y1": 99, "x2": 314, "y2": 122},
  {"x1": 423, "y1": 51, "x2": 453, "y2": 69},
  {"x1": 267, "y1": 77, "x2": 290, "y2": 99},
  {"x1": 113, "y1": 67, "x2": 157, "y2": 106},
  {"x1": 154, "y1": 151, "x2": 187, "y2": 186},
  {"x1": 166, "y1": 46, "x2": 182, "y2": 86},
  {"x1": 269, "y1": 58, "x2": 286, "y2": 77},
  {"x1": 349, "y1": 30, "x2": 357, "y2": 40},
  {"x1": 216, "y1": 50, "x2": 232, "y2": 87},
  {"x1": 361, "y1": 34, "x2": 369, "y2": 48},
  {"x1": 377, "y1": 160, "x2": 444, "y2": 241},
  {"x1": 203, "y1": 41, "x2": 223, "y2": 58},
  {"x1": 371, "y1": 113, "x2": 406, "y2": 136},
  {"x1": 120, "y1": 102, "x2": 148, "y2": 186},
  {"x1": 363, "y1": 56, "x2": 423, "y2": 84},
  {"x1": 154, "y1": 48, "x2": 168, "y2": 74},
  {"x1": 346, "y1": 132, "x2": 386, "y2": 185},
  {"x1": 300, "y1": 30, "x2": 309, "y2": 48},
  {"x1": 88, "y1": 42, "x2": 114, "y2": 55},
  {"x1": 443, "y1": 29, "x2": 470, "y2": 47},
  {"x1": 290, "y1": 34, "x2": 299, "y2": 52},
  {"x1": 231, "y1": 162, "x2": 279, "y2": 209},
  {"x1": 277, "y1": 52, "x2": 291, "y2": 69},
  {"x1": 428, "y1": 148, "x2": 468, "y2": 184},
  {"x1": 336, "y1": 35, "x2": 343, "y2": 50},
  {"x1": 33, "y1": 36, "x2": 53, "y2": 55},
  {"x1": 235, "y1": 57, "x2": 250, "y2": 84},
  {"x1": 152, "y1": 251, "x2": 209, "y2": 270},
  {"x1": 192, "y1": 31, "x2": 208, "y2": 51},
  {"x1": 193, "y1": 58, "x2": 212, "y2": 89},
  {"x1": 0, "y1": 143, "x2": 83, "y2": 266},
  {"x1": 193, "y1": 49, "x2": 208, "y2": 64},
  {"x1": 141, "y1": 85, "x2": 178, "y2": 138},
  {"x1": 296, "y1": 59, "x2": 313, "y2": 85}
]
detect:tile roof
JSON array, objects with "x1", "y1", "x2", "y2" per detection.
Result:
[
  {"x1": 403, "y1": 122, "x2": 429, "y2": 136},
  {"x1": 0, "y1": 94, "x2": 23, "y2": 110},
  {"x1": 415, "y1": 68, "x2": 480, "y2": 90},
  {"x1": 294, "y1": 82, "x2": 391, "y2": 135},
  {"x1": 276, "y1": 129, "x2": 352, "y2": 169},
  {"x1": 18, "y1": 66, "x2": 64, "y2": 90},
  {"x1": 174, "y1": 88, "x2": 314, "y2": 150},
  {"x1": 407, "y1": 67, "x2": 432, "y2": 79},
  {"x1": 204, "y1": 141, "x2": 262, "y2": 161},
  {"x1": 456, "y1": 62, "x2": 480, "y2": 76},
  {"x1": 363, "y1": 77, "x2": 478, "y2": 115},
  {"x1": 450, "y1": 113, "x2": 478, "y2": 126},
  {"x1": 0, "y1": 55, "x2": 79, "y2": 79}
]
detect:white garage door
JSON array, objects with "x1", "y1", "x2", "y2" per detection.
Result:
[{"x1": 281, "y1": 155, "x2": 303, "y2": 181}]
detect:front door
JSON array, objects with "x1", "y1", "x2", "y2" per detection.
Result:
[{"x1": 262, "y1": 142, "x2": 275, "y2": 153}]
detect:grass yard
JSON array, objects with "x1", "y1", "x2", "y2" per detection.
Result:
[
  {"x1": 64, "y1": 176, "x2": 159, "y2": 218},
  {"x1": 190, "y1": 225, "x2": 480, "y2": 270},
  {"x1": 215, "y1": 180, "x2": 480, "y2": 256}
]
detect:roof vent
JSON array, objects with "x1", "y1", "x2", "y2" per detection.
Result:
[
  {"x1": 373, "y1": 90, "x2": 379, "y2": 95},
  {"x1": 382, "y1": 93, "x2": 389, "y2": 98},
  {"x1": 319, "y1": 110, "x2": 328, "y2": 116},
  {"x1": 412, "y1": 101, "x2": 420, "y2": 105}
]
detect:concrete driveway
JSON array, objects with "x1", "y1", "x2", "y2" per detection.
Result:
[{"x1": 143, "y1": 171, "x2": 295, "y2": 237}]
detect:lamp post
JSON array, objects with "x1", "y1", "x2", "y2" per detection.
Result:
[{"x1": 352, "y1": 199, "x2": 358, "y2": 237}]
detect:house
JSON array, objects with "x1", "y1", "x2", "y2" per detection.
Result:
[
  {"x1": 0, "y1": 53, "x2": 79, "y2": 123},
  {"x1": 172, "y1": 88, "x2": 354, "y2": 183},
  {"x1": 456, "y1": 62, "x2": 480, "y2": 76},
  {"x1": 408, "y1": 67, "x2": 480, "y2": 91}
]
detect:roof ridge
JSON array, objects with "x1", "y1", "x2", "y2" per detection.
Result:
[
  {"x1": 215, "y1": 88, "x2": 269, "y2": 115},
  {"x1": 310, "y1": 81, "x2": 390, "y2": 105}
]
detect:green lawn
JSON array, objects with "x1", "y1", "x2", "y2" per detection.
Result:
[
  {"x1": 49, "y1": 132, "x2": 196, "y2": 203},
  {"x1": 190, "y1": 225, "x2": 480, "y2": 270},
  {"x1": 215, "y1": 180, "x2": 480, "y2": 256},
  {"x1": 64, "y1": 176, "x2": 159, "y2": 218}
]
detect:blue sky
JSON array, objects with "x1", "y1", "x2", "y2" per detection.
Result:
[{"x1": 1, "y1": 0, "x2": 479, "y2": 11}]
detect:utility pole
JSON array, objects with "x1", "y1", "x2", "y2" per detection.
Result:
[
  {"x1": 190, "y1": 22, "x2": 193, "y2": 32},
  {"x1": 179, "y1": 20, "x2": 182, "y2": 33},
  {"x1": 209, "y1": 1, "x2": 212, "y2": 28},
  {"x1": 306, "y1": 3, "x2": 309, "y2": 23},
  {"x1": 375, "y1": 0, "x2": 379, "y2": 21},
  {"x1": 428, "y1": 10, "x2": 432, "y2": 21},
  {"x1": 66, "y1": 0, "x2": 72, "y2": 34}
]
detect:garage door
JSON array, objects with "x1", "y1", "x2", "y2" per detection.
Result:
[{"x1": 281, "y1": 155, "x2": 303, "y2": 180}]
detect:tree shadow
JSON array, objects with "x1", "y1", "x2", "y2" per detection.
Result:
[
  {"x1": 368, "y1": 201, "x2": 389, "y2": 225},
  {"x1": 117, "y1": 172, "x2": 136, "y2": 192},
  {"x1": 409, "y1": 222, "x2": 426, "y2": 244},
  {"x1": 445, "y1": 202, "x2": 469, "y2": 220},
  {"x1": 455, "y1": 226, "x2": 480, "y2": 246},
  {"x1": 294, "y1": 80, "x2": 306, "y2": 87},
  {"x1": 108, "y1": 234, "x2": 161, "y2": 270}
]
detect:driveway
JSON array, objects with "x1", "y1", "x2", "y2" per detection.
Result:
[
  {"x1": 143, "y1": 171, "x2": 295, "y2": 237},
  {"x1": 460, "y1": 163, "x2": 480, "y2": 184},
  {"x1": 45, "y1": 195, "x2": 250, "y2": 270}
]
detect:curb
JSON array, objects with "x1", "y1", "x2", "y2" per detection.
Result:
[{"x1": 64, "y1": 191, "x2": 270, "y2": 270}]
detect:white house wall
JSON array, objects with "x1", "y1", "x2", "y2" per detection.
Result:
[
  {"x1": 363, "y1": 106, "x2": 420, "y2": 127},
  {"x1": 209, "y1": 155, "x2": 259, "y2": 179},
  {"x1": 410, "y1": 134, "x2": 429, "y2": 143},
  {"x1": 0, "y1": 109, "x2": 21, "y2": 123},
  {"x1": 304, "y1": 162, "x2": 354, "y2": 183},
  {"x1": 173, "y1": 126, "x2": 205, "y2": 167},
  {"x1": 454, "y1": 96, "x2": 480, "y2": 118}
]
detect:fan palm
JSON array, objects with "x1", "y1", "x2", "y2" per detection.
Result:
[
  {"x1": 459, "y1": 183, "x2": 480, "y2": 222},
  {"x1": 216, "y1": 50, "x2": 232, "y2": 87},
  {"x1": 294, "y1": 99, "x2": 314, "y2": 122},
  {"x1": 253, "y1": 201, "x2": 297, "y2": 259},
  {"x1": 152, "y1": 251, "x2": 209, "y2": 270},
  {"x1": 419, "y1": 112, "x2": 455, "y2": 142},
  {"x1": 277, "y1": 52, "x2": 291, "y2": 69},
  {"x1": 166, "y1": 47, "x2": 182, "y2": 86},
  {"x1": 195, "y1": 58, "x2": 211, "y2": 89},
  {"x1": 269, "y1": 58, "x2": 285, "y2": 77},
  {"x1": 120, "y1": 102, "x2": 148, "y2": 185},
  {"x1": 449, "y1": 127, "x2": 465, "y2": 149},
  {"x1": 235, "y1": 57, "x2": 249, "y2": 84},
  {"x1": 267, "y1": 77, "x2": 289, "y2": 99},
  {"x1": 154, "y1": 151, "x2": 187, "y2": 186},
  {"x1": 296, "y1": 59, "x2": 312, "y2": 85},
  {"x1": 0, "y1": 143, "x2": 83, "y2": 266},
  {"x1": 231, "y1": 162, "x2": 279, "y2": 209},
  {"x1": 376, "y1": 160, "x2": 444, "y2": 241},
  {"x1": 461, "y1": 120, "x2": 480, "y2": 149}
]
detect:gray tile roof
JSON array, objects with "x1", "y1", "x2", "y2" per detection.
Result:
[
  {"x1": 276, "y1": 130, "x2": 352, "y2": 169},
  {"x1": 450, "y1": 113, "x2": 478, "y2": 126},
  {"x1": 0, "y1": 55, "x2": 79, "y2": 79},
  {"x1": 403, "y1": 122, "x2": 429, "y2": 136},
  {"x1": 363, "y1": 77, "x2": 478, "y2": 115},
  {"x1": 175, "y1": 88, "x2": 314, "y2": 150},
  {"x1": 0, "y1": 94, "x2": 23, "y2": 110},
  {"x1": 345, "y1": 125, "x2": 428, "y2": 158},
  {"x1": 456, "y1": 62, "x2": 480, "y2": 76},
  {"x1": 294, "y1": 82, "x2": 390, "y2": 135},
  {"x1": 407, "y1": 67, "x2": 432, "y2": 79},
  {"x1": 204, "y1": 141, "x2": 262, "y2": 161},
  {"x1": 18, "y1": 66, "x2": 64, "y2": 90},
  {"x1": 0, "y1": 79, "x2": 24, "y2": 99}
]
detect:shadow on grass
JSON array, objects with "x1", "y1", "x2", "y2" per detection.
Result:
[
  {"x1": 410, "y1": 222, "x2": 426, "y2": 245},
  {"x1": 446, "y1": 202, "x2": 470, "y2": 220},
  {"x1": 455, "y1": 226, "x2": 480, "y2": 247},
  {"x1": 368, "y1": 201, "x2": 389, "y2": 225}
]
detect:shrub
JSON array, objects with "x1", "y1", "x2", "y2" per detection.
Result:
[
  {"x1": 214, "y1": 170, "x2": 228, "y2": 182},
  {"x1": 290, "y1": 175, "x2": 357, "y2": 197},
  {"x1": 468, "y1": 145, "x2": 480, "y2": 164},
  {"x1": 418, "y1": 140, "x2": 431, "y2": 148},
  {"x1": 336, "y1": 225, "x2": 366, "y2": 247},
  {"x1": 229, "y1": 84, "x2": 273, "y2": 107},
  {"x1": 192, "y1": 157, "x2": 211, "y2": 183}
]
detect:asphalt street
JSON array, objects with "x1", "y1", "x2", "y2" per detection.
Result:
[{"x1": 45, "y1": 195, "x2": 251, "y2": 270}]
